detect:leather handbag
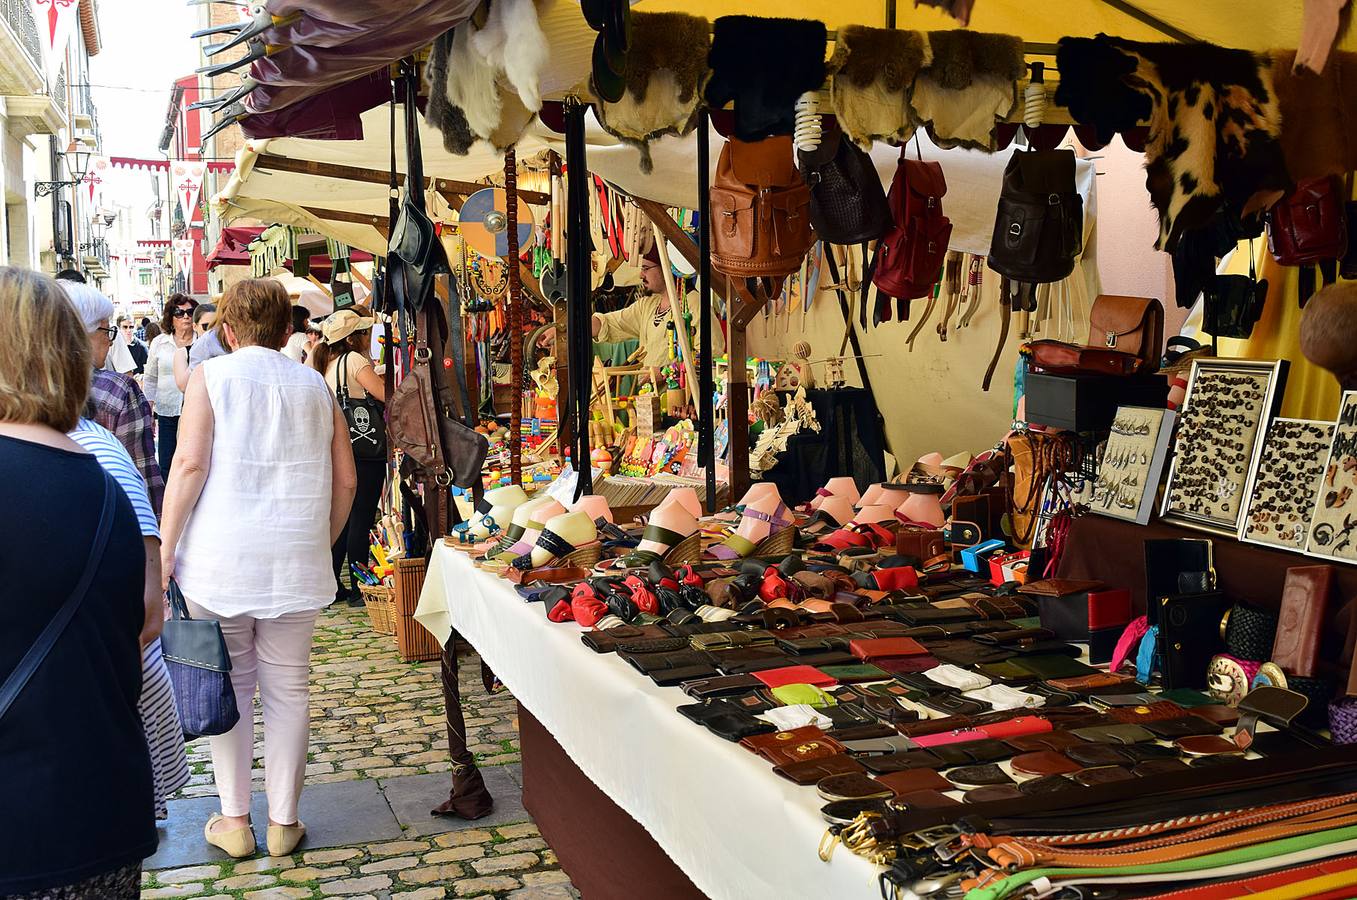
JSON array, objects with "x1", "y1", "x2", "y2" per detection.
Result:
[
  {"x1": 711, "y1": 135, "x2": 814, "y2": 306},
  {"x1": 797, "y1": 120, "x2": 891, "y2": 245},
  {"x1": 1267, "y1": 175, "x2": 1346, "y2": 305},
  {"x1": 988, "y1": 148, "x2": 1083, "y2": 284},
  {"x1": 1086, "y1": 295, "x2": 1164, "y2": 370},
  {"x1": 162, "y1": 578, "x2": 240, "y2": 739},
  {"x1": 336, "y1": 351, "x2": 387, "y2": 462},
  {"x1": 385, "y1": 62, "x2": 449, "y2": 316},
  {"x1": 1206, "y1": 243, "x2": 1269, "y2": 339},
  {"x1": 1026, "y1": 340, "x2": 1145, "y2": 376}
]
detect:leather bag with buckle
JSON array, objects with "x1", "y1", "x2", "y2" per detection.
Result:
[
  {"x1": 711, "y1": 135, "x2": 814, "y2": 306},
  {"x1": 1086, "y1": 294, "x2": 1164, "y2": 370},
  {"x1": 872, "y1": 149, "x2": 952, "y2": 321},
  {"x1": 988, "y1": 148, "x2": 1083, "y2": 284},
  {"x1": 385, "y1": 62, "x2": 449, "y2": 317},
  {"x1": 1267, "y1": 175, "x2": 1346, "y2": 306}
]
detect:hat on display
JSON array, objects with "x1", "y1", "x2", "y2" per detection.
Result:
[
  {"x1": 514, "y1": 510, "x2": 600, "y2": 570},
  {"x1": 322, "y1": 309, "x2": 375, "y2": 345},
  {"x1": 571, "y1": 494, "x2": 615, "y2": 524},
  {"x1": 470, "y1": 485, "x2": 530, "y2": 540}
]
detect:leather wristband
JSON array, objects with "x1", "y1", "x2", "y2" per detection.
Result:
[{"x1": 1222, "y1": 603, "x2": 1278, "y2": 662}]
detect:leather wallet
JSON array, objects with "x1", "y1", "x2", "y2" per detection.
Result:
[
  {"x1": 676, "y1": 700, "x2": 776, "y2": 742},
  {"x1": 974, "y1": 627, "x2": 1058, "y2": 646},
  {"x1": 1007, "y1": 730, "x2": 1086, "y2": 752},
  {"x1": 1132, "y1": 758, "x2": 1191, "y2": 776},
  {"x1": 977, "y1": 715, "x2": 1053, "y2": 740},
  {"x1": 754, "y1": 665, "x2": 839, "y2": 689},
  {"x1": 740, "y1": 726, "x2": 846, "y2": 765},
  {"x1": 1008, "y1": 654, "x2": 1098, "y2": 680},
  {"x1": 1273, "y1": 565, "x2": 1334, "y2": 678},
  {"x1": 947, "y1": 763, "x2": 1014, "y2": 786},
  {"x1": 777, "y1": 635, "x2": 851, "y2": 655},
  {"x1": 848, "y1": 637, "x2": 928, "y2": 661},
  {"x1": 1105, "y1": 701, "x2": 1190, "y2": 725},
  {"x1": 1157, "y1": 590, "x2": 1231, "y2": 689},
  {"x1": 1019, "y1": 579, "x2": 1106, "y2": 597},
  {"x1": 872, "y1": 767, "x2": 952, "y2": 795},
  {"x1": 857, "y1": 749, "x2": 944, "y2": 774},
  {"x1": 1064, "y1": 743, "x2": 1133, "y2": 767},
  {"x1": 1010, "y1": 750, "x2": 1081, "y2": 776},
  {"x1": 651, "y1": 664, "x2": 722, "y2": 686},
  {"x1": 792, "y1": 651, "x2": 859, "y2": 669},
  {"x1": 974, "y1": 660, "x2": 1038, "y2": 685},
  {"x1": 1144, "y1": 716, "x2": 1222, "y2": 739},
  {"x1": 821, "y1": 702, "x2": 877, "y2": 731},
  {"x1": 773, "y1": 753, "x2": 864, "y2": 785},
  {"x1": 681, "y1": 674, "x2": 763, "y2": 699},
  {"x1": 1121, "y1": 743, "x2": 1179, "y2": 762},
  {"x1": 859, "y1": 696, "x2": 919, "y2": 726},
  {"x1": 964, "y1": 784, "x2": 1023, "y2": 804},
  {"x1": 1144, "y1": 538, "x2": 1215, "y2": 624},
  {"x1": 1191, "y1": 704, "x2": 1241, "y2": 727},
  {"x1": 690, "y1": 629, "x2": 776, "y2": 652},
  {"x1": 1073, "y1": 766, "x2": 1134, "y2": 787},
  {"x1": 707, "y1": 648, "x2": 794, "y2": 675},
  {"x1": 925, "y1": 739, "x2": 1014, "y2": 766},
  {"x1": 830, "y1": 723, "x2": 898, "y2": 743},
  {"x1": 815, "y1": 772, "x2": 895, "y2": 801},
  {"x1": 895, "y1": 789, "x2": 961, "y2": 809},
  {"x1": 1018, "y1": 774, "x2": 1080, "y2": 796},
  {"x1": 841, "y1": 734, "x2": 914, "y2": 755},
  {"x1": 726, "y1": 691, "x2": 778, "y2": 714},
  {"x1": 873, "y1": 655, "x2": 941, "y2": 676},
  {"x1": 818, "y1": 663, "x2": 891, "y2": 683},
  {"x1": 890, "y1": 607, "x2": 982, "y2": 626},
  {"x1": 917, "y1": 693, "x2": 991, "y2": 717},
  {"x1": 1176, "y1": 734, "x2": 1246, "y2": 757},
  {"x1": 1071, "y1": 723, "x2": 1154, "y2": 745},
  {"x1": 622, "y1": 648, "x2": 712, "y2": 676},
  {"x1": 1045, "y1": 672, "x2": 1135, "y2": 693}
]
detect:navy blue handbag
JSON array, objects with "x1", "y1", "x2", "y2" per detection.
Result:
[{"x1": 161, "y1": 578, "x2": 239, "y2": 739}]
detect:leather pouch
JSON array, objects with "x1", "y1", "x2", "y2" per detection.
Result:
[
  {"x1": 773, "y1": 753, "x2": 864, "y2": 785},
  {"x1": 873, "y1": 768, "x2": 951, "y2": 795},
  {"x1": 1010, "y1": 750, "x2": 1081, "y2": 776},
  {"x1": 1008, "y1": 654, "x2": 1097, "y2": 680},
  {"x1": 1071, "y1": 723, "x2": 1154, "y2": 745},
  {"x1": 1158, "y1": 590, "x2": 1230, "y2": 689},
  {"x1": 1086, "y1": 295, "x2": 1165, "y2": 370},
  {"x1": 681, "y1": 674, "x2": 763, "y2": 699},
  {"x1": 676, "y1": 700, "x2": 777, "y2": 742},
  {"x1": 1273, "y1": 565, "x2": 1334, "y2": 678},
  {"x1": 848, "y1": 636, "x2": 928, "y2": 661},
  {"x1": 947, "y1": 763, "x2": 1013, "y2": 786}
]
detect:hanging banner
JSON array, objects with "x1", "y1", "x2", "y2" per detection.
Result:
[
  {"x1": 173, "y1": 160, "x2": 206, "y2": 224},
  {"x1": 83, "y1": 155, "x2": 108, "y2": 207},
  {"x1": 30, "y1": 0, "x2": 80, "y2": 88},
  {"x1": 173, "y1": 238, "x2": 195, "y2": 278}
]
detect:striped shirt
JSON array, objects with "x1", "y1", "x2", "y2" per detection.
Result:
[{"x1": 69, "y1": 418, "x2": 160, "y2": 539}]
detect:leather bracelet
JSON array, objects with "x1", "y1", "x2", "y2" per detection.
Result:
[{"x1": 1222, "y1": 603, "x2": 1278, "y2": 662}]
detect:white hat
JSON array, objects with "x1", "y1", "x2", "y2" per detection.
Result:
[{"x1": 321, "y1": 308, "x2": 374, "y2": 345}]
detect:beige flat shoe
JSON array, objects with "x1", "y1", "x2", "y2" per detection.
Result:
[
  {"x1": 204, "y1": 813, "x2": 256, "y2": 859},
  {"x1": 267, "y1": 820, "x2": 306, "y2": 857}
]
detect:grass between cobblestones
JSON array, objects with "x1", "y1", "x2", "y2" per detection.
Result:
[{"x1": 147, "y1": 605, "x2": 573, "y2": 899}]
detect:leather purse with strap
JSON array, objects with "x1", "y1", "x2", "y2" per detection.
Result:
[{"x1": 1087, "y1": 294, "x2": 1164, "y2": 369}]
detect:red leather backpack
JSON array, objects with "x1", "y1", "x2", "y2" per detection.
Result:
[{"x1": 871, "y1": 149, "x2": 952, "y2": 324}]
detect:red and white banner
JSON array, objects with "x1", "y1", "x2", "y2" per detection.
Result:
[
  {"x1": 82, "y1": 155, "x2": 108, "y2": 207},
  {"x1": 29, "y1": 0, "x2": 80, "y2": 87},
  {"x1": 173, "y1": 160, "x2": 206, "y2": 224},
  {"x1": 173, "y1": 238, "x2": 195, "y2": 276}
]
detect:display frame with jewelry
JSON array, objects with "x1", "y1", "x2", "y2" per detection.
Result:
[
  {"x1": 1160, "y1": 358, "x2": 1289, "y2": 537},
  {"x1": 1090, "y1": 405, "x2": 1176, "y2": 525},
  {"x1": 1305, "y1": 391, "x2": 1357, "y2": 565},
  {"x1": 1240, "y1": 417, "x2": 1334, "y2": 552}
]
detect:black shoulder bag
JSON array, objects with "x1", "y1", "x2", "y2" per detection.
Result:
[
  {"x1": 385, "y1": 59, "x2": 449, "y2": 317},
  {"x1": 337, "y1": 351, "x2": 388, "y2": 462}
]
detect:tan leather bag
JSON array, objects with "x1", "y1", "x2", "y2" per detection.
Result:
[
  {"x1": 711, "y1": 135, "x2": 814, "y2": 305},
  {"x1": 1087, "y1": 295, "x2": 1164, "y2": 372}
]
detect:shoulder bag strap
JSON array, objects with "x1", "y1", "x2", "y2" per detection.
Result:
[
  {"x1": 336, "y1": 350, "x2": 352, "y2": 406},
  {"x1": 0, "y1": 473, "x2": 116, "y2": 723},
  {"x1": 444, "y1": 275, "x2": 475, "y2": 427},
  {"x1": 403, "y1": 60, "x2": 426, "y2": 214}
]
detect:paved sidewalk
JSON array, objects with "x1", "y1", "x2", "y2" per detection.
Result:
[{"x1": 145, "y1": 604, "x2": 573, "y2": 899}]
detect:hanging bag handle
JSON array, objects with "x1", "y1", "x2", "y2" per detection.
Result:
[{"x1": 0, "y1": 473, "x2": 115, "y2": 723}]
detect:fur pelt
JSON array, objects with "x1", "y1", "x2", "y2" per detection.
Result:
[
  {"x1": 705, "y1": 15, "x2": 827, "y2": 142},
  {"x1": 469, "y1": 0, "x2": 549, "y2": 113},
  {"x1": 1057, "y1": 35, "x2": 1286, "y2": 251},
  {"x1": 828, "y1": 26, "x2": 930, "y2": 149},
  {"x1": 1272, "y1": 49, "x2": 1357, "y2": 184},
  {"x1": 594, "y1": 11, "x2": 710, "y2": 173},
  {"x1": 425, "y1": 30, "x2": 477, "y2": 155},
  {"x1": 908, "y1": 30, "x2": 1023, "y2": 151}
]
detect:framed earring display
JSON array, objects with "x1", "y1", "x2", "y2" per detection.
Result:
[
  {"x1": 1241, "y1": 418, "x2": 1334, "y2": 551},
  {"x1": 1305, "y1": 392, "x2": 1357, "y2": 563},
  {"x1": 1090, "y1": 406, "x2": 1176, "y2": 525},
  {"x1": 1160, "y1": 358, "x2": 1288, "y2": 536}
]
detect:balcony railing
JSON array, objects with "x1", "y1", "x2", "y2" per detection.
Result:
[{"x1": 1, "y1": 0, "x2": 41, "y2": 70}]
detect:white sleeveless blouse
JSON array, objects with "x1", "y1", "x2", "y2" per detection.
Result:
[{"x1": 175, "y1": 346, "x2": 337, "y2": 618}]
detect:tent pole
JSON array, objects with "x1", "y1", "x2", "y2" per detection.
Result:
[
  {"x1": 505, "y1": 146, "x2": 523, "y2": 486},
  {"x1": 884, "y1": 0, "x2": 896, "y2": 28},
  {"x1": 564, "y1": 98, "x2": 593, "y2": 497},
  {"x1": 697, "y1": 110, "x2": 716, "y2": 514},
  {"x1": 1095, "y1": 0, "x2": 1198, "y2": 42}
]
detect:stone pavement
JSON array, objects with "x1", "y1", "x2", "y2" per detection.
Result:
[{"x1": 145, "y1": 604, "x2": 575, "y2": 899}]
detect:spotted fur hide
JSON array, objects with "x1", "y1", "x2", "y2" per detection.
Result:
[{"x1": 1056, "y1": 35, "x2": 1287, "y2": 251}]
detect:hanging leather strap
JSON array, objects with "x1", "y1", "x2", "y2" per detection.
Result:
[
  {"x1": 982, "y1": 276, "x2": 1013, "y2": 392},
  {"x1": 824, "y1": 247, "x2": 874, "y2": 394}
]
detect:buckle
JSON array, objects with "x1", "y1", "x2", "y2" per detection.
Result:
[
  {"x1": 1008, "y1": 223, "x2": 1022, "y2": 236},
  {"x1": 434, "y1": 467, "x2": 453, "y2": 487},
  {"x1": 414, "y1": 346, "x2": 432, "y2": 362}
]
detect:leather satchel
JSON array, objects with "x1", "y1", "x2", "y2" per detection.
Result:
[
  {"x1": 1086, "y1": 295, "x2": 1164, "y2": 370},
  {"x1": 1268, "y1": 176, "x2": 1347, "y2": 266},
  {"x1": 797, "y1": 121, "x2": 890, "y2": 245},
  {"x1": 988, "y1": 148, "x2": 1083, "y2": 284},
  {"x1": 711, "y1": 135, "x2": 814, "y2": 306},
  {"x1": 873, "y1": 152, "x2": 953, "y2": 316},
  {"x1": 1026, "y1": 340, "x2": 1144, "y2": 377}
]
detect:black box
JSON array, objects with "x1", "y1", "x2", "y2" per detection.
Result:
[{"x1": 1024, "y1": 372, "x2": 1169, "y2": 432}]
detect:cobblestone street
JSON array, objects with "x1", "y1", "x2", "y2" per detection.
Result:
[{"x1": 145, "y1": 604, "x2": 573, "y2": 899}]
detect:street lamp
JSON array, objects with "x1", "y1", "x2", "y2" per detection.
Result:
[{"x1": 34, "y1": 140, "x2": 95, "y2": 199}]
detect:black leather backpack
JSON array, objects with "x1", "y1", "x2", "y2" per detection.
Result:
[
  {"x1": 797, "y1": 123, "x2": 891, "y2": 245},
  {"x1": 988, "y1": 148, "x2": 1083, "y2": 285}
]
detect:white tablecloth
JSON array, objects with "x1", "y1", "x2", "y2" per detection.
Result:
[{"x1": 415, "y1": 543, "x2": 882, "y2": 900}]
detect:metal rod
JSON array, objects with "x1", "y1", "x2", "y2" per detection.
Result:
[{"x1": 1095, "y1": 0, "x2": 1199, "y2": 42}]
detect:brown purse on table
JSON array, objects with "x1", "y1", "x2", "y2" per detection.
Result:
[{"x1": 1027, "y1": 295, "x2": 1164, "y2": 377}]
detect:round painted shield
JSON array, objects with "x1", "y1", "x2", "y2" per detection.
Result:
[{"x1": 458, "y1": 188, "x2": 536, "y2": 258}]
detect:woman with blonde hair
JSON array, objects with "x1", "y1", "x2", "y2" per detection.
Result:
[
  {"x1": 312, "y1": 304, "x2": 387, "y2": 605},
  {"x1": 0, "y1": 267, "x2": 154, "y2": 898},
  {"x1": 160, "y1": 278, "x2": 357, "y2": 859}
]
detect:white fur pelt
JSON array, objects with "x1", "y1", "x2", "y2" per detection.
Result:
[
  {"x1": 445, "y1": 21, "x2": 501, "y2": 141},
  {"x1": 468, "y1": 0, "x2": 549, "y2": 112}
]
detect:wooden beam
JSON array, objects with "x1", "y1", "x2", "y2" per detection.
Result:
[
  {"x1": 255, "y1": 153, "x2": 550, "y2": 205},
  {"x1": 300, "y1": 205, "x2": 389, "y2": 236}
]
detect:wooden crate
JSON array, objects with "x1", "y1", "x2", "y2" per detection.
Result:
[
  {"x1": 359, "y1": 583, "x2": 395, "y2": 635},
  {"x1": 392, "y1": 557, "x2": 441, "y2": 662}
]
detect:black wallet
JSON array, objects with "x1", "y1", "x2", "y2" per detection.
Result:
[
  {"x1": 676, "y1": 700, "x2": 776, "y2": 741},
  {"x1": 1144, "y1": 538, "x2": 1214, "y2": 625},
  {"x1": 1157, "y1": 590, "x2": 1230, "y2": 690}
]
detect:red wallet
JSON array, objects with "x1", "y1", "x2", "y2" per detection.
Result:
[
  {"x1": 753, "y1": 665, "x2": 839, "y2": 689},
  {"x1": 976, "y1": 715, "x2": 1053, "y2": 740},
  {"x1": 873, "y1": 567, "x2": 920, "y2": 591},
  {"x1": 848, "y1": 637, "x2": 928, "y2": 661}
]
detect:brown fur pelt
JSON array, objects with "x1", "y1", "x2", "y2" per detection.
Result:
[
  {"x1": 909, "y1": 30, "x2": 1024, "y2": 151},
  {"x1": 595, "y1": 11, "x2": 711, "y2": 173},
  {"x1": 1056, "y1": 35, "x2": 1287, "y2": 252},
  {"x1": 923, "y1": 30, "x2": 1025, "y2": 90},
  {"x1": 828, "y1": 25, "x2": 930, "y2": 148}
]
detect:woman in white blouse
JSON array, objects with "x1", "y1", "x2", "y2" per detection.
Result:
[{"x1": 143, "y1": 293, "x2": 197, "y2": 477}]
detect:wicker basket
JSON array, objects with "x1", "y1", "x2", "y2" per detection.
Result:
[
  {"x1": 392, "y1": 557, "x2": 441, "y2": 662},
  {"x1": 359, "y1": 583, "x2": 396, "y2": 635}
]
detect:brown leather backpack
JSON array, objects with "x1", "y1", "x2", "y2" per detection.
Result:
[{"x1": 711, "y1": 135, "x2": 814, "y2": 306}]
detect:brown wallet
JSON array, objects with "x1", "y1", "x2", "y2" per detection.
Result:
[
  {"x1": 1273, "y1": 565, "x2": 1334, "y2": 678},
  {"x1": 1010, "y1": 750, "x2": 1082, "y2": 776},
  {"x1": 741, "y1": 727, "x2": 846, "y2": 766},
  {"x1": 872, "y1": 768, "x2": 951, "y2": 796},
  {"x1": 1018, "y1": 578, "x2": 1107, "y2": 597},
  {"x1": 772, "y1": 753, "x2": 863, "y2": 785}
]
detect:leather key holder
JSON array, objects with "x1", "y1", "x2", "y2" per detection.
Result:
[{"x1": 1233, "y1": 686, "x2": 1310, "y2": 751}]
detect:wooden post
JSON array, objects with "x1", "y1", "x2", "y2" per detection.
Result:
[{"x1": 505, "y1": 147, "x2": 523, "y2": 485}]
